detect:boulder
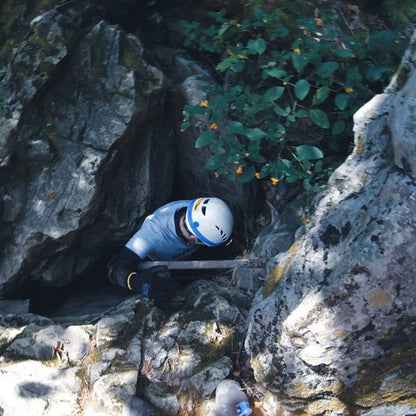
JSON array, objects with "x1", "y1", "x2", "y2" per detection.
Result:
[
  {"x1": 0, "y1": 1, "x2": 259, "y2": 297},
  {"x1": 0, "y1": 278, "x2": 251, "y2": 416},
  {"x1": 0, "y1": 10, "x2": 172, "y2": 295},
  {"x1": 0, "y1": 360, "x2": 81, "y2": 416},
  {"x1": 245, "y1": 31, "x2": 416, "y2": 415}
]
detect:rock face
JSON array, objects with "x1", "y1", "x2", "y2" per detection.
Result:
[
  {"x1": 1, "y1": 1, "x2": 416, "y2": 416},
  {"x1": 0, "y1": 1, "x2": 258, "y2": 295},
  {"x1": 0, "y1": 6, "x2": 172, "y2": 294},
  {"x1": 0, "y1": 279, "x2": 250, "y2": 416},
  {"x1": 245, "y1": 31, "x2": 416, "y2": 415}
]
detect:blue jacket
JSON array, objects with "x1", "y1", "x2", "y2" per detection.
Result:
[{"x1": 125, "y1": 200, "x2": 199, "y2": 260}]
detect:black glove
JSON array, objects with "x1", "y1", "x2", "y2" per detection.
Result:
[{"x1": 129, "y1": 266, "x2": 177, "y2": 302}]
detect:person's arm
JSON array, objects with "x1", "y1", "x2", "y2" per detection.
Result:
[{"x1": 107, "y1": 247, "x2": 176, "y2": 301}]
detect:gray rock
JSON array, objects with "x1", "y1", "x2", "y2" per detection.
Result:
[
  {"x1": 0, "y1": 17, "x2": 171, "y2": 294},
  {"x1": 245, "y1": 30, "x2": 416, "y2": 414},
  {"x1": 188, "y1": 356, "x2": 233, "y2": 397},
  {"x1": 122, "y1": 396, "x2": 162, "y2": 416},
  {"x1": 0, "y1": 3, "x2": 415, "y2": 416},
  {"x1": 0, "y1": 360, "x2": 81, "y2": 416},
  {"x1": 84, "y1": 370, "x2": 140, "y2": 415},
  {"x1": 0, "y1": 277, "x2": 250, "y2": 416},
  {"x1": 6, "y1": 323, "x2": 90, "y2": 361}
]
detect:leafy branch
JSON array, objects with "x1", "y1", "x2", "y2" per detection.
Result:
[{"x1": 180, "y1": 6, "x2": 408, "y2": 189}]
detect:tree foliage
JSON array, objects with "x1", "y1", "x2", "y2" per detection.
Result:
[{"x1": 180, "y1": 5, "x2": 408, "y2": 189}]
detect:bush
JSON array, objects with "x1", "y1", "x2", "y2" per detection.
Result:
[{"x1": 180, "y1": 6, "x2": 408, "y2": 190}]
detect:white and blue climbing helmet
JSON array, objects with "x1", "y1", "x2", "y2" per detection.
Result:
[
  {"x1": 236, "y1": 401, "x2": 252, "y2": 415},
  {"x1": 185, "y1": 197, "x2": 233, "y2": 247}
]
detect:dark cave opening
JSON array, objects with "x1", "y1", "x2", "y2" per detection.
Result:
[
  {"x1": 9, "y1": 240, "x2": 238, "y2": 318},
  {"x1": 8, "y1": 257, "x2": 124, "y2": 317}
]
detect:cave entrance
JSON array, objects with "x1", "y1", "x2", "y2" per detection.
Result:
[
  {"x1": 9, "y1": 259, "x2": 129, "y2": 318},
  {"x1": 10, "y1": 249, "x2": 232, "y2": 319}
]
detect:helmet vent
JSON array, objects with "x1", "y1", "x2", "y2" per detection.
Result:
[
  {"x1": 202, "y1": 206, "x2": 207, "y2": 215},
  {"x1": 216, "y1": 225, "x2": 227, "y2": 241}
]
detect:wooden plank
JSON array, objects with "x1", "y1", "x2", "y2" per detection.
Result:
[{"x1": 137, "y1": 259, "x2": 250, "y2": 270}]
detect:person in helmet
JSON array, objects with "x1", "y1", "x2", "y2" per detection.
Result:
[{"x1": 107, "y1": 197, "x2": 234, "y2": 302}]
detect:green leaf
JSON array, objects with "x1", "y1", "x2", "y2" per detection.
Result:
[
  {"x1": 247, "y1": 101, "x2": 269, "y2": 115},
  {"x1": 245, "y1": 128, "x2": 267, "y2": 141},
  {"x1": 263, "y1": 68, "x2": 287, "y2": 79},
  {"x1": 347, "y1": 66, "x2": 362, "y2": 82},
  {"x1": 335, "y1": 48, "x2": 354, "y2": 58},
  {"x1": 235, "y1": 95, "x2": 246, "y2": 110},
  {"x1": 247, "y1": 37, "x2": 266, "y2": 54},
  {"x1": 280, "y1": 159, "x2": 296, "y2": 174},
  {"x1": 294, "y1": 79, "x2": 310, "y2": 101},
  {"x1": 313, "y1": 86, "x2": 330, "y2": 105},
  {"x1": 248, "y1": 94, "x2": 262, "y2": 103},
  {"x1": 223, "y1": 134, "x2": 239, "y2": 146},
  {"x1": 191, "y1": 106, "x2": 209, "y2": 116},
  {"x1": 273, "y1": 106, "x2": 289, "y2": 117},
  {"x1": 207, "y1": 9, "x2": 226, "y2": 20},
  {"x1": 316, "y1": 61, "x2": 339, "y2": 78},
  {"x1": 246, "y1": 103, "x2": 266, "y2": 116},
  {"x1": 366, "y1": 66, "x2": 388, "y2": 82},
  {"x1": 276, "y1": 123, "x2": 286, "y2": 135},
  {"x1": 300, "y1": 158, "x2": 311, "y2": 172},
  {"x1": 286, "y1": 174, "x2": 299, "y2": 183},
  {"x1": 263, "y1": 86, "x2": 285, "y2": 102},
  {"x1": 203, "y1": 25, "x2": 217, "y2": 36},
  {"x1": 309, "y1": 109, "x2": 329, "y2": 128},
  {"x1": 218, "y1": 22, "x2": 232, "y2": 37},
  {"x1": 292, "y1": 53, "x2": 308, "y2": 73},
  {"x1": 232, "y1": 61, "x2": 246, "y2": 72},
  {"x1": 368, "y1": 30, "x2": 393, "y2": 52},
  {"x1": 180, "y1": 20, "x2": 200, "y2": 33},
  {"x1": 261, "y1": 61, "x2": 276, "y2": 68},
  {"x1": 253, "y1": 6, "x2": 266, "y2": 20},
  {"x1": 294, "y1": 109, "x2": 308, "y2": 118},
  {"x1": 224, "y1": 86, "x2": 238, "y2": 100},
  {"x1": 332, "y1": 119, "x2": 345, "y2": 135},
  {"x1": 227, "y1": 172, "x2": 237, "y2": 182},
  {"x1": 269, "y1": 26, "x2": 289, "y2": 40},
  {"x1": 314, "y1": 160, "x2": 323, "y2": 173},
  {"x1": 195, "y1": 130, "x2": 215, "y2": 148},
  {"x1": 216, "y1": 55, "x2": 239, "y2": 71},
  {"x1": 334, "y1": 93, "x2": 349, "y2": 110},
  {"x1": 295, "y1": 145, "x2": 324, "y2": 160},
  {"x1": 213, "y1": 95, "x2": 228, "y2": 112},
  {"x1": 248, "y1": 152, "x2": 266, "y2": 163},
  {"x1": 228, "y1": 121, "x2": 245, "y2": 134},
  {"x1": 240, "y1": 165, "x2": 256, "y2": 183},
  {"x1": 211, "y1": 138, "x2": 223, "y2": 152},
  {"x1": 205, "y1": 153, "x2": 226, "y2": 170},
  {"x1": 303, "y1": 178, "x2": 312, "y2": 190},
  {"x1": 259, "y1": 164, "x2": 271, "y2": 177}
]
